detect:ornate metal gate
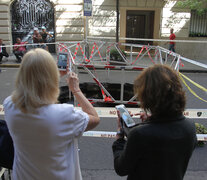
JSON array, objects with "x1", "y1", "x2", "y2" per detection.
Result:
[{"x1": 10, "y1": 0, "x2": 55, "y2": 52}]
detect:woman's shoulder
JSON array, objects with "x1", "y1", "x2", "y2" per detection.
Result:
[
  {"x1": 42, "y1": 103, "x2": 74, "y2": 113},
  {"x1": 3, "y1": 96, "x2": 12, "y2": 108}
]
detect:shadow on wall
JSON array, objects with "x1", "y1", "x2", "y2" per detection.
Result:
[
  {"x1": 89, "y1": 1, "x2": 117, "y2": 38},
  {"x1": 161, "y1": 2, "x2": 207, "y2": 60}
]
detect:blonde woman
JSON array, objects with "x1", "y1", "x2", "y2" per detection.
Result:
[{"x1": 3, "y1": 48, "x2": 100, "y2": 180}]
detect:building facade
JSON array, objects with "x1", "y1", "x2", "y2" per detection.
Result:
[{"x1": 0, "y1": 0, "x2": 206, "y2": 60}]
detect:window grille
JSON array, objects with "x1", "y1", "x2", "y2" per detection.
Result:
[{"x1": 189, "y1": 10, "x2": 207, "y2": 37}]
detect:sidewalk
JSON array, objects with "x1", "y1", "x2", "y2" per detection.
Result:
[{"x1": 0, "y1": 54, "x2": 207, "y2": 73}]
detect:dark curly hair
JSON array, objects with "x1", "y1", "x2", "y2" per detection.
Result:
[{"x1": 134, "y1": 65, "x2": 186, "y2": 118}]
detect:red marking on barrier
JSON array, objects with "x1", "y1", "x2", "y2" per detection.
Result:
[
  {"x1": 132, "y1": 67, "x2": 144, "y2": 70},
  {"x1": 127, "y1": 102, "x2": 138, "y2": 105},
  {"x1": 154, "y1": 49, "x2": 159, "y2": 57},
  {"x1": 146, "y1": 45, "x2": 155, "y2": 64},
  {"x1": 93, "y1": 78, "x2": 101, "y2": 86},
  {"x1": 132, "y1": 46, "x2": 145, "y2": 65},
  {"x1": 104, "y1": 96, "x2": 113, "y2": 102},
  {"x1": 85, "y1": 65, "x2": 94, "y2": 68},
  {"x1": 104, "y1": 65, "x2": 115, "y2": 69}
]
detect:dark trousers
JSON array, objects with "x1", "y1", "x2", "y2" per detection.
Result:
[
  {"x1": 0, "y1": 52, "x2": 9, "y2": 62},
  {"x1": 169, "y1": 44, "x2": 175, "y2": 53},
  {"x1": 13, "y1": 51, "x2": 25, "y2": 62}
]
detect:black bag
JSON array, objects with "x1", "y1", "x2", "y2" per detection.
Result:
[{"x1": 0, "y1": 119, "x2": 14, "y2": 169}]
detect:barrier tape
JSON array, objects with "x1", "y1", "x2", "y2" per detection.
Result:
[
  {"x1": 82, "y1": 131, "x2": 207, "y2": 141},
  {"x1": 1, "y1": 105, "x2": 207, "y2": 118},
  {"x1": 0, "y1": 105, "x2": 206, "y2": 140},
  {"x1": 180, "y1": 73, "x2": 207, "y2": 92},
  {"x1": 83, "y1": 131, "x2": 116, "y2": 138},
  {"x1": 179, "y1": 73, "x2": 207, "y2": 103}
]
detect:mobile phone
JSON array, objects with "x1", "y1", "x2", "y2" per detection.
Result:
[
  {"x1": 57, "y1": 53, "x2": 68, "y2": 71},
  {"x1": 115, "y1": 104, "x2": 136, "y2": 128}
]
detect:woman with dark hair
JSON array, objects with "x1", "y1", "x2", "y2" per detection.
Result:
[{"x1": 112, "y1": 65, "x2": 197, "y2": 180}]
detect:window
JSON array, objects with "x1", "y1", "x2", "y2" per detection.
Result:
[{"x1": 189, "y1": 10, "x2": 207, "y2": 37}]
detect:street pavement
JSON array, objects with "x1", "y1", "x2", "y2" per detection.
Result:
[{"x1": 0, "y1": 56, "x2": 207, "y2": 179}]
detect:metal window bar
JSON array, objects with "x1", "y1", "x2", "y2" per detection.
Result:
[{"x1": 190, "y1": 10, "x2": 207, "y2": 36}]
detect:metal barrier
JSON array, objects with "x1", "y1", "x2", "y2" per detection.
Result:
[
  {"x1": 1, "y1": 39, "x2": 207, "y2": 105},
  {"x1": 56, "y1": 40, "x2": 207, "y2": 105}
]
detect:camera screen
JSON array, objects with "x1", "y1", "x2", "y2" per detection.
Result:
[
  {"x1": 58, "y1": 53, "x2": 68, "y2": 69},
  {"x1": 122, "y1": 112, "x2": 135, "y2": 125}
]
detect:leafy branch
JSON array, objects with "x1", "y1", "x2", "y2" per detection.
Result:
[{"x1": 177, "y1": 0, "x2": 207, "y2": 15}]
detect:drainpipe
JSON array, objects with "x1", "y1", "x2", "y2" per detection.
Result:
[{"x1": 116, "y1": 0, "x2": 119, "y2": 42}]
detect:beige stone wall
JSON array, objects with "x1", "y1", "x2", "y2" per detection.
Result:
[
  {"x1": 119, "y1": 0, "x2": 164, "y2": 45},
  {"x1": 0, "y1": 0, "x2": 85, "y2": 49},
  {"x1": 0, "y1": 1, "x2": 11, "y2": 52},
  {"x1": 159, "y1": 1, "x2": 207, "y2": 60},
  {"x1": 53, "y1": 0, "x2": 84, "y2": 41},
  {"x1": 161, "y1": 1, "x2": 191, "y2": 38},
  {"x1": 0, "y1": 0, "x2": 206, "y2": 60}
]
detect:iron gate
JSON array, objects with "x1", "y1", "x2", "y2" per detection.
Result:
[{"x1": 10, "y1": 0, "x2": 55, "y2": 52}]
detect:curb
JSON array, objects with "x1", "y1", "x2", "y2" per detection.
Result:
[
  {"x1": 1, "y1": 64, "x2": 207, "y2": 73},
  {"x1": 0, "y1": 64, "x2": 20, "y2": 68},
  {"x1": 180, "y1": 69, "x2": 207, "y2": 73}
]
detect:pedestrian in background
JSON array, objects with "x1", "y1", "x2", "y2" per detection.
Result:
[
  {"x1": 112, "y1": 64, "x2": 197, "y2": 180},
  {"x1": 169, "y1": 28, "x2": 176, "y2": 53},
  {"x1": 40, "y1": 26, "x2": 53, "y2": 43},
  {"x1": 33, "y1": 27, "x2": 40, "y2": 44},
  {"x1": 0, "y1": 38, "x2": 9, "y2": 64},
  {"x1": 13, "y1": 38, "x2": 27, "y2": 63},
  {"x1": 3, "y1": 48, "x2": 100, "y2": 180}
]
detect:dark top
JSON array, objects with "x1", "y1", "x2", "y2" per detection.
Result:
[
  {"x1": 112, "y1": 115, "x2": 197, "y2": 180},
  {"x1": 40, "y1": 32, "x2": 48, "y2": 43},
  {"x1": 0, "y1": 44, "x2": 8, "y2": 56}
]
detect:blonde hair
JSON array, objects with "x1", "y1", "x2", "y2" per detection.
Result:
[{"x1": 12, "y1": 48, "x2": 60, "y2": 113}]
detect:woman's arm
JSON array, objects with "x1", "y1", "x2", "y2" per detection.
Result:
[
  {"x1": 112, "y1": 129, "x2": 141, "y2": 176},
  {"x1": 66, "y1": 72, "x2": 100, "y2": 131}
]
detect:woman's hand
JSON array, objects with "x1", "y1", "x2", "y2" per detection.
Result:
[
  {"x1": 116, "y1": 111, "x2": 124, "y2": 139},
  {"x1": 66, "y1": 72, "x2": 81, "y2": 94},
  {"x1": 134, "y1": 111, "x2": 150, "y2": 122}
]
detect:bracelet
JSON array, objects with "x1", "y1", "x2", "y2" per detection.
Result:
[{"x1": 72, "y1": 90, "x2": 81, "y2": 95}]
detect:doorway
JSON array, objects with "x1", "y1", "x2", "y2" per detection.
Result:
[
  {"x1": 10, "y1": 0, "x2": 55, "y2": 52},
  {"x1": 126, "y1": 10, "x2": 154, "y2": 45}
]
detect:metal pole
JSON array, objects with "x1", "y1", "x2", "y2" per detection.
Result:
[
  {"x1": 85, "y1": 16, "x2": 89, "y2": 59},
  {"x1": 116, "y1": 0, "x2": 119, "y2": 42},
  {"x1": 86, "y1": 16, "x2": 88, "y2": 41}
]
